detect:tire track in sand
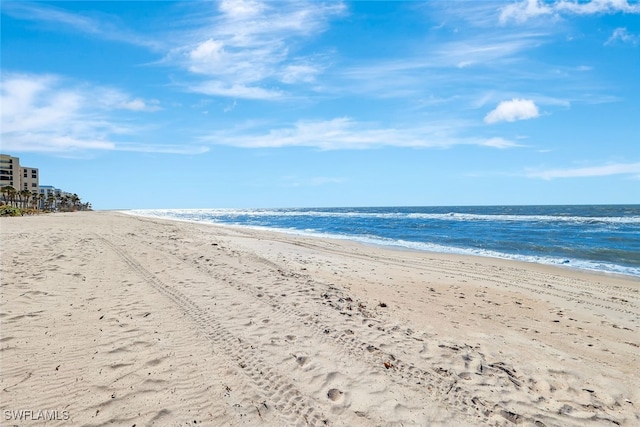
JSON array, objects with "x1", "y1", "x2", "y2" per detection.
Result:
[
  {"x1": 157, "y1": 237, "x2": 584, "y2": 427},
  {"x1": 96, "y1": 235, "x2": 328, "y2": 426},
  {"x1": 114, "y1": 229, "x2": 499, "y2": 424},
  {"x1": 111, "y1": 224, "x2": 634, "y2": 426},
  {"x1": 193, "y1": 237, "x2": 634, "y2": 426}
]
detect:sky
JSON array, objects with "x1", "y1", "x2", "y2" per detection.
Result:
[{"x1": 1, "y1": 0, "x2": 639, "y2": 209}]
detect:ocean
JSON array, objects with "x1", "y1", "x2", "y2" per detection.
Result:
[{"x1": 125, "y1": 205, "x2": 640, "y2": 278}]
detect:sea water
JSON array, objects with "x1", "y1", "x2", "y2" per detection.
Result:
[{"x1": 125, "y1": 205, "x2": 640, "y2": 277}]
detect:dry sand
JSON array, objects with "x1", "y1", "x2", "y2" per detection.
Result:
[{"x1": 1, "y1": 211, "x2": 638, "y2": 426}]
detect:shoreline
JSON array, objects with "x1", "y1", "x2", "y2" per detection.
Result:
[
  {"x1": 120, "y1": 209, "x2": 640, "y2": 280},
  {"x1": 1, "y1": 211, "x2": 638, "y2": 426}
]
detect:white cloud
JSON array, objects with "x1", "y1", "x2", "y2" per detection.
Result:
[
  {"x1": 335, "y1": 31, "x2": 547, "y2": 100},
  {"x1": 223, "y1": 100, "x2": 238, "y2": 113},
  {"x1": 526, "y1": 162, "x2": 640, "y2": 179},
  {"x1": 0, "y1": 72, "x2": 195, "y2": 154},
  {"x1": 605, "y1": 27, "x2": 640, "y2": 45},
  {"x1": 309, "y1": 176, "x2": 345, "y2": 186},
  {"x1": 1, "y1": 74, "x2": 106, "y2": 152},
  {"x1": 484, "y1": 98, "x2": 540, "y2": 124},
  {"x1": 189, "y1": 39, "x2": 225, "y2": 64},
  {"x1": 482, "y1": 137, "x2": 522, "y2": 149},
  {"x1": 281, "y1": 64, "x2": 321, "y2": 84},
  {"x1": 500, "y1": 0, "x2": 553, "y2": 24},
  {"x1": 94, "y1": 88, "x2": 162, "y2": 111},
  {"x1": 5, "y1": 1, "x2": 343, "y2": 102},
  {"x1": 187, "y1": 81, "x2": 283, "y2": 100},
  {"x1": 500, "y1": 0, "x2": 640, "y2": 24},
  {"x1": 169, "y1": 0, "x2": 346, "y2": 99},
  {"x1": 6, "y1": 135, "x2": 116, "y2": 153},
  {"x1": 206, "y1": 118, "x2": 402, "y2": 149},
  {"x1": 119, "y1": 98, "x2": 161, "y2": 112},
  {"x1": 1, "y1": 2, "x2": 162, "y2": 50},
  {"x1": 554, "y1": 0, "x2": 640, "y2": 15},
  {"x1": 201, "y1": 117, "x2": 523, "y2": 150},
  {"x1": 116, "y1": 144, "x2": 209, "y2": 155},
  {"x1": 219, "y1": 0, "x2": 265, "y2": 18}
]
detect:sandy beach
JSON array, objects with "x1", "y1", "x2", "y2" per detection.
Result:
[{"x1": 1, "y1": 211, "x2": 638, "y2": 426}]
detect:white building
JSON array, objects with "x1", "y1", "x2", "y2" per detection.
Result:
[
  {"x1": 39, "y1": 185, "x2": 72, "y2": 209},
  {"x1": 0, "y1": 154, "x2": 40, "y2": 194},
  {"x1": 22, "y1": 166, "x2": 40, "y2": 194},
  {"x1": 2, "y1": 154, "x2": 78, "y2": 210},
  {"x1": 0, "y1": 154, "x2": 21, "y2": 190}
]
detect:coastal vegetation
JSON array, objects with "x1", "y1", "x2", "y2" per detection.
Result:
[{"x1": 0, "y1": 186, "x2": 91, "y2": 216}]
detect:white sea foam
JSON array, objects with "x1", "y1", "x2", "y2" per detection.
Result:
[
  {"x1": 243, "y1": 227, "x2": 640, "y2": 277},
  {"x1": 125, "y1": 208, "x2": 640, "y2": 225},
  {"x1": 122, "y1": 209, "x2": 640, "y2": 277},
  {"x1": 406, "y1": 212, "x2": 640, "y2": 224}
]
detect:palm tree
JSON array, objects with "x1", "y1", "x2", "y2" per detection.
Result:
[
  {"x1": 61, "y1": 195, "x2": 70, "y2": 211},
  {"x1": 6, "y1": 186, "x2": 17, "y2": 207},
  {"x1": 0, "y1": 186, "x2": 11, "y2": 205},
  {"x1": 70, "y1": 193, "x2": 80, "y2": 211},
  {"x1": 31, "y1": 191, "x2": 40, "y2": 210},
  {"x1": 20, "y1": 189, "x2": 31, "y2": 209},
  {"x1": 46, "y1": 193, "x2": 56, "y2": 211}
]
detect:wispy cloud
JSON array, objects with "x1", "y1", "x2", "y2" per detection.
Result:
[
  {"x1": 2, "y1": 73, "x2": 113, "y2": 152},
  {"x1": 115, "y1": 144, "x2": 209, "y2": 155},
  {"x1": 223, "y1": 100, "x2": 238, "y2": 113},
  {"x1": 482, "y1": 137, "x2": 524, "y2": 149},
  {"x1": 484, "y1": 98, "x2": 540, "y2": 124},
  {"x1": 336, "y1": 30, "x2": 547, "y2": 100},
  {"x1": 500, "y1": 0, "x2": 640, "y2": 24},
  {"x1": 166, "y1": 0, "x2": 346, "y2": 99},
  {"x1": 554, "y1": 0, "x2": 640, "y2": 15},
  {"x1": 605, "y1": 27, "x2": 640, "y2": 45},
  {"x1": 118, "y1": 98, "x2": 161, "y2": 112},
  {"x1": 433, "y1": 33, "x2": 547, "y2": 69},
  {"x1": 526, "y1": 162, "x2": 640, "y2": 179},
  {"x1": 3, "y1": 0, "x2": 343, "y2": 94},
  {"x1": 1, "y1": 2, "x2": 162, "y2": 50},
  {"x1": 499, "y1": 0, "x2": 555, "y2": 24},
  {"x1": 422, "y1": 1, "x2": 506, "y2": 29},
  {"x1": 187, "y1": 81, "x2": 284, "y2": 100},
  {"x1": 0, "y1": 72, "x2": 204, "y2": 154},
  {"x1": 201, "y1": 117, "x2": 522, "y2": 150}
]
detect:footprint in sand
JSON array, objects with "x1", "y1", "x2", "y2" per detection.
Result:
[{"x1": 327, "y1": 388, "x2": 343, "y2": 401}]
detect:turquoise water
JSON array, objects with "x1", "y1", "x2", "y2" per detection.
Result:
[{"x1": 126, "y1": 205, "x2": 640, "y2": 277}]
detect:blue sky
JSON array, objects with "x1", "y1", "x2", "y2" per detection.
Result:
[{"x1": 1, "y1": 0, "x2": 639, "y2": 209}]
